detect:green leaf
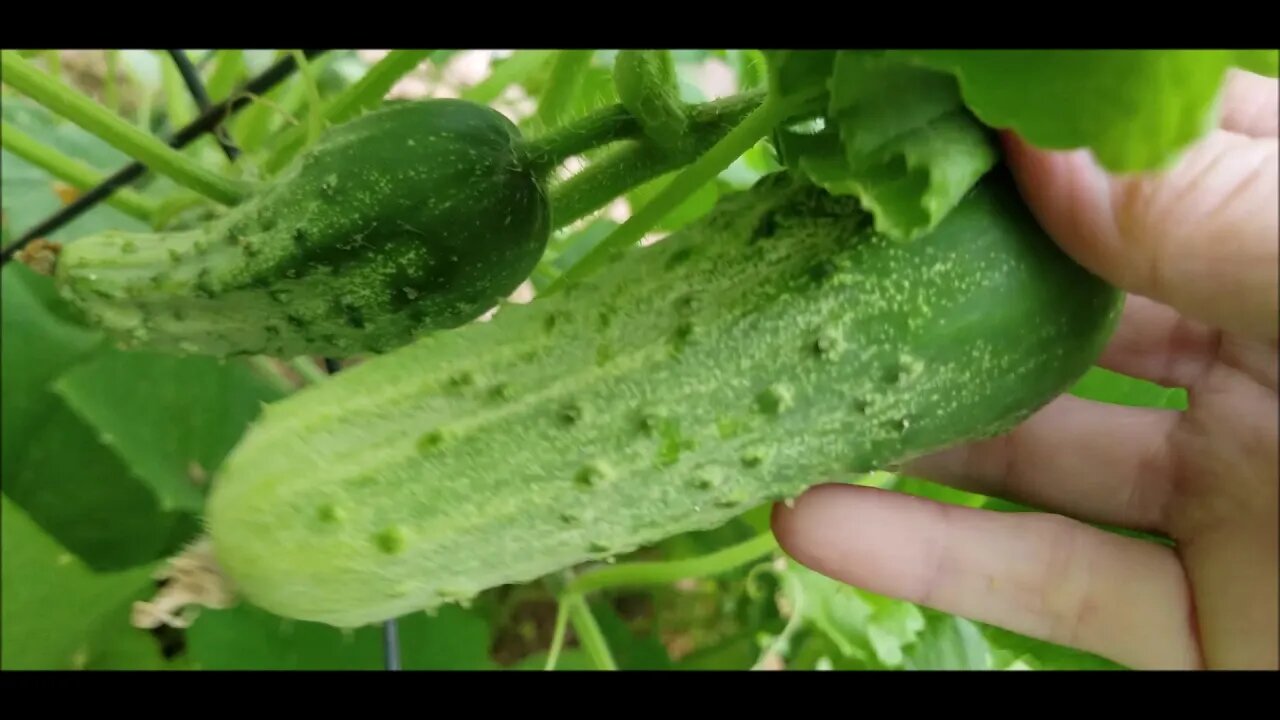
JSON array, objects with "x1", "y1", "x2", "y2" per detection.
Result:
[
  {"x1": 785, "y1": 561, "x2": 925, "y2": 667},
  {"x1": 904, "y1": 610, "x2": 992, "y2": 670},
  {"x1": 861, "y1": 593, "x2": 927, "y2": 666},
  {"x1": 1233, "y1": 49, "x2": 1279, "y2": 77},
  {"x1": 983, "y1": 624, "x2": 1127, "y2": 670},
  {"x1": 762, "y1": 50, "x2": 835, "y2": 106},
  {"x1": 776, "y1": 108, "x2": 996, "y2": 242},
  {"x1": 717, "y1": 139, "x2": 777, "y2": 189},
  {"x1": 1, "y1": 263, "x2": 103, "y2": 454},
  {"x1": 2, "y1": 264, "x2": 197, "y2": 570},
  {"x1": 764, "y1": 51, "x2": 999, "y2": 242},
  {"x1": 826, "y1": 51, "x2": 966, "y2": 156},
  {"x1": 671, "y1": 631, "x2": 760, "y2": 670},
  {"x1": 730, "y1": 50, "x2": 769, "y2": 91},
  {"x1": 78, "y1": 599, "x2": 171, "y2": 670},
  {"x1": 4, "y1": 397, "x2": 202, "y2": 570},
  {"x1": 52, "y1": 350, "x2": 284, "y2": 512},
  {"x1": 888, "y1": 50, "x2": 1255, "y2": 173},
  {"x1": 185, "y1": 602, "x2": 496, "y2": 670},
  {"x1": 1070, "y1": 366, "x2": 1187, "y2": 410},
  {"x1": 0, "y1": 496, "x2": 159, "y2": 670}
]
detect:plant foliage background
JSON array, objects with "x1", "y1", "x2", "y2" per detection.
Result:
[{"x1": 2, "y1": 49, "x2": 1194, "y2": 670}]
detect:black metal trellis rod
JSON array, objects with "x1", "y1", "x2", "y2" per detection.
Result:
[
  {"x1": 0, "y1": 48, "x2": 329, "y2": 264},
  {"x1": 383, "y1": 618, "x2": 402, "y2": 670},
  {"x1": 166, "y1": 49, "x2": 240, "y2": 161}
]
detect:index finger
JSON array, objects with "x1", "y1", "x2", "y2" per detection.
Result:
[{"x1": 771, "y1": 483, "x2": 1202, "y2": 670}]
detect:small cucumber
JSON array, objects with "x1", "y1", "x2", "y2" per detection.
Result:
[
  {"x1": 204, "y1": 166, "x2": 1122, "y2": 628},
  {"x1": 51, "y1": 99, "x2": 552, "y2": 358}
]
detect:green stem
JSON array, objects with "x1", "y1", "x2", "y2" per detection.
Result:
[
  {"x1": 245, "y1": 356, "x2": 299, "y2": 395},
  {"x1": 206, "y1": 50, "x2": 246, "y2": 102},
  {"x1": 1, "y1": 51, "x2": 255, "y2": 206},
  {"x1": 752, "y1": 573, "x2": 806, "y2": 670},
  {"x1": 103, "y1": 50, "x2": 120, "y2": 115},
  {"x1": 541, "y1": 91, "x2": 766, "y2": 230},
  {"x1": 290, "y1": 50, "x2": 323, "y2": 147},
  {"x1": 543, "y1": 531, "x2": 780, "y2": 671},
  {"x1": 230, "y1": 55, "x2": 286, "y2": 155},
  {"x1": 567, "y1": 532, "x2": 780, "y2": 596},
  {"x1": 0, "y1": 120, "x2": 159, "y2": 222},
  {"x1": 150, "y1": 191, "x2": 213, "y2": 230},
  {"x1": 544, "y1": 599, "x2": 571, "y2": 670},
  {"x1": 115, "y1": 53, "x2": 152, "y2": 130},
  {"x1": 545, "y1": 92, "x2": 789, "y2": 293},
  {"x1": 288, "y1": 356, "x2": 328, "y2": 385},
  {"x1": 261, "y1": 49, "x2": 437, "y2": 175},
  {"x1": 565, "y1": 594, "x2": 618, "y2": 670},
  {"x1": 43, "y1": 50, "x2": 61, "y2": 81},
  {"x1": 258, "y1": 53, "x2": 335, "y2": 148},
  {"x1": 522, "y1": 104, "x2": 639, "y2": 176},
  {"x1": 159, "y1": 51, "x2": 194, "y2": 131}
]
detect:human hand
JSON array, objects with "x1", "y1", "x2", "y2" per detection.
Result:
[{"x1": 771, "y1": 69, "x2": 1279, "y2": 670}]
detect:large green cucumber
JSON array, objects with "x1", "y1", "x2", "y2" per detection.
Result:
[
  {"x1": 204, "y1": 166, "x2": 1123, "y2": 628},
  {"x1": 52, "y1": 99, "x2": 551, "y2": 358}
]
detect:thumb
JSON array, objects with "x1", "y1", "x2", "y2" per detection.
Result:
[{"x1": 1001, "y1": 129, "x2": 1278, "y2": 342}]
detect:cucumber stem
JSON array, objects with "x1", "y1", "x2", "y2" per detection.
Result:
[
  {"x1": 1, "y1": 51, "x2": 255, "y2": 206},
  {"x1": 288, "y1": 356, "x2": 329, "y2": 385},
  {"x1": 544, "y1": 599, "x2": 572, "y2": 670},
  {"x1": 547, "y1": 91, "x2": 794, "y2": 293},
  {"x1": 566, "y1": 531, "x2": 781, "y2": 596},
  {"x1": 0, "y1": 120, "x2": 160, "y2": 223},
  {"x1": 521, "y1": 104, "x2": 640, "y2": 176},
  {"x1": 289, "y1": 50, "x2": 324, "y2": 148},
  {"x1": 537, "y1": 91, "x2": 766, "y2": 229},
  {"x1": 245, "y1": 356, "x2": 301, "y2": 395},
  {"x1": 565, "y1": 594, "x2": 618, "y2": 670},
  {"x1": 543, "y1": 531, "x2": 780, "y2": 670}
]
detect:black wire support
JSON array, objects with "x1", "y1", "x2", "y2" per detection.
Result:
[{"x1": 166, "y1": 49, "x2": 241, "y2": 161}]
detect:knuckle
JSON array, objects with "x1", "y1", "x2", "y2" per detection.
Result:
[{"x1": 1032, "y1": 514, "x2": 1096, "y2": 648}]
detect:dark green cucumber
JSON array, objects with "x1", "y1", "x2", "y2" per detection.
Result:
[
  {"x1": 204, "y1": 167, "x2": 1123, "y2": 627},
  {"x1": 52, "y1": 98, "x2": 551, "y2": 358}
]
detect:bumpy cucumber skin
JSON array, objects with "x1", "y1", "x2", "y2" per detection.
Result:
[
  {"x1": 204, "y1": 167, "x2": 1123, "y2": 628},
  {"x1": 52, "y1": 99, "x2": 552, "y2": 358}
]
